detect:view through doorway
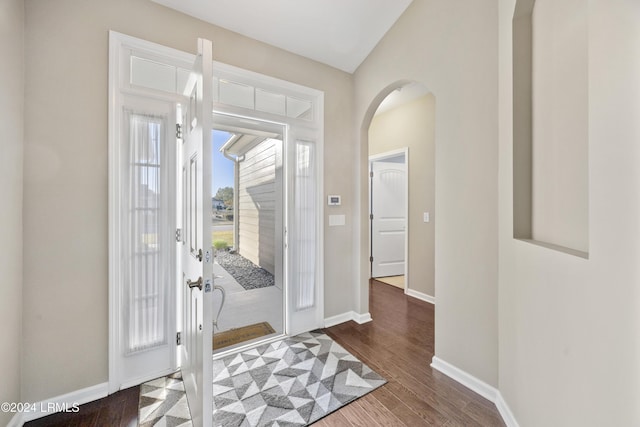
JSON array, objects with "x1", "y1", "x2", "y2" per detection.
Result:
[
  {"x1": 210, "y1": 116, "x2": 285, "y2": 354},
  {"x1": 366, "y1": 81, "x2": 436, "y2": 304}
]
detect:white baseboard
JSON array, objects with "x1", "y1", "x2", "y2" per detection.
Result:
[
  {"x1": 324, "y1": 311, "x2": 372, "y2": 328},
  {"x1": 431, "y1": 356, "x2": 519, "y2": 427},
  {"x1": 7, "y1": 412, "x2": 23, "y2": 427},
  {"x1": 495, "y1": 392, "x2": 520, "y2": 427},
  {"x1": 431, "y1": 356, "x2": 497, "y2": 402},
  {"x1": 353, "y1": 312, "x2": 372, "y2": 324},
  {"x1": 120, "y1": 368, "x2": 176, "y2": 390},
  {"x1": 21, "y1": 382, "x2": 109, "y2": 423},
  {"x1": 405, "y1": 288, "x2": 435, "y2": 304},
  {"x1": 324, "y1": 312, "x2": 353, "y2": 328}
]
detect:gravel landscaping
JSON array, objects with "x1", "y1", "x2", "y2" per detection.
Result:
[{"x1": 216, "y1": 250, "x2": 275, "y2": 290}]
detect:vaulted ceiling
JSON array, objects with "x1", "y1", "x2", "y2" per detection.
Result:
[{"x1": 151, "y1": 0, "x2": 413, "y2": 73}]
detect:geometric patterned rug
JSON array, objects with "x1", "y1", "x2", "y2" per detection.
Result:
[
  {"x1": 212, "y1": 330, "x2": 386, "y2": 426},
  {"x1": 139, "y1": 371, "x2": 193, "y2": 427}
]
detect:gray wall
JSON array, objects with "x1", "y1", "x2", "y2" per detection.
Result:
[
  {"x1": 354, "y1": 0, "x2": 500, "y2": 386},
  {"x1": 499, "y1": 0, "x2": 640, "y2": 424},
  {"x1": 0, "y1": 0, "x2": 24, "y2": 425},
  {"x1": 22, "y1": 0, "x2": 355, "y2": 402},
  {"x1": 369, "y1": 94, "x2": 435, "y2": 298}
]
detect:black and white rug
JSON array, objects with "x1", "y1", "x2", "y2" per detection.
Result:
[
  {"x1": 139, "y1": 372, "x2": 193, "y2": 427},
  {"x1": 212, "y1": 331, "x2": 386, "y2": 426}
]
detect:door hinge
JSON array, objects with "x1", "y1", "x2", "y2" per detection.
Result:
[
  {"x1": 370, "y1": 214, "x2": 374, "y2": 220},
  {"x1": 370, "y1": 171, "x2": 374, "y2": 178},
  {"x1": 176, "y1": 332, "x2": 181, "y2": 345},
  {"x1": 175, "y1": 228, "x2": 182, "y2": 242},
  {"x1": 370, "y1": 256, "x2": 374, "y2": 262},
  {"x1": 176, "y1": 123, "x2": 182, "y2": 139}
]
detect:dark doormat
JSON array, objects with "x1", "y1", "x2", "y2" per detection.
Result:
[{"x1": 213, "y1": 322, "x2": 276, "y2": 351}]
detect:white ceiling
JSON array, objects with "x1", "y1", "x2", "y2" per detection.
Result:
[
  {"x1": 150, "y1": 0, "x2": 413, "y2": 73},
  {"x1": 375, "y1": 82, "x2": 431, "y2": 116}
]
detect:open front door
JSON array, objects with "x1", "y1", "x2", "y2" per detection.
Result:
[{"x1": 180, "y1": 38, "x2": 214, "y2": 427}]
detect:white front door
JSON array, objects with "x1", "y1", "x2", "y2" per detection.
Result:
[
  {"x1": 371, "y1": 160, "x2": 407, "y2": 278},
  {"x1": 180, "y1": 38, "x2": 214, "y2": 427}
]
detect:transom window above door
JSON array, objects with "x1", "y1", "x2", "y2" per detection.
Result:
[{"x1": 128, "y1": 55, "x2": 314, "y2": 122}]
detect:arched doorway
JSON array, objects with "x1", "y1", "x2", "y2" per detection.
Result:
[{"x1": 361, "y1": 80, "x2": 436, "y2": 307}]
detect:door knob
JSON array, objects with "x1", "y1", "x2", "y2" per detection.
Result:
[{"x1": 187, "y1": 277, "x2": 203, "y2": 290}]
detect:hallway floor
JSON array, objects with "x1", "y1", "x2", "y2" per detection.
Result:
[
  {"x1": 25, "y1": 279, "x2": 504, "y2": 426},
  {"x1": 317, "y1": 280, "x2": 505, "y2": 426}
]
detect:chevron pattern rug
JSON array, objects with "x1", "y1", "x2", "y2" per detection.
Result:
[
  {"x1": 212, "y1": 331, "x2": 386, "y2": 426},
  {"x1": 139, "y1": 371, "x2": 192, "y2": 427}
]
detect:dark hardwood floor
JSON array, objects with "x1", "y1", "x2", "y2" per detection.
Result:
[
  {"x1": 318, "y1": 280, "x2": 505, "y2": 426},
  {"x1": 24, "y1": 384, "x2": 139, "y2": 427},
  {"x1": 25, "y1": 279, "x2": 504, "y2": 426}
]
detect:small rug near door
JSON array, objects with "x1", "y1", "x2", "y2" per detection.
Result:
[
  {"x1": 375, "y1": 275, "x2": 405, "y2": 289},
  {"x1": 212, "y1": 331, "x2": 387, "y2": 426},
  {"x1": 214, "y1": 322, "x2": 276, "y2": 351},
  {"x1": 139, "y1": 371, "x2": 193, "y2": 426}
]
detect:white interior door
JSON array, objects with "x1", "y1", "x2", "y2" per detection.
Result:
[
  {"x1": 371, "y1": 160, "x2": 407, "y2": 278},
  {"x1": 180, "y1": 38, "x2": 214, "y2": 427}
]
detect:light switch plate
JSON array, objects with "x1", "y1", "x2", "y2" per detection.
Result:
[
  {"x1": 329, "y1": 214, "x2": 346, "y2": 226},
  {"x1": 424, "y1": 212, "x2": 430, "y2": 223}
]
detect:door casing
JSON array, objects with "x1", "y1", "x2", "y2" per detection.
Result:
[{"x1": 109, "y1": 31, "x2": 325, "y2": 394}]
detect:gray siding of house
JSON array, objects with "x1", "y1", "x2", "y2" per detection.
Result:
[{"x1": 238, "y1": 139, "x2": 276, "y2": 274}]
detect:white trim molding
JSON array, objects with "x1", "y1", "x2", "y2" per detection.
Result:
[
  {"x1": 405, "y1": 288, "x2": 435, "y2": 305},
  {"x1": 324, "y1": 311, "x2": 372, "y2": 328},
  {"x1": 7, "y1": 412, "x2": 23, "y2": 427},
  {"x1": 353, "y1": 312, "x2": 373, "y2": 324},
  {"x1": 495, "y1": 393, "x2": 520, "y2": 427},
  {"x1": 20, "y1": 382, "x2": 109, "y2": 423},
  {"x1": 431, "y1": 356, "x2": 497, "y2": 401},
  {"x1": 431, "y1": 357, "x2": 520, "y2": 427}
]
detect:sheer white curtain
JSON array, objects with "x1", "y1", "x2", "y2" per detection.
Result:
[
  {"x1": 293, "y1": 140, "x2": 316, "y2": 310},
  {"x1": 122, "y1": 112, "x2": 169, "y2": 354}
]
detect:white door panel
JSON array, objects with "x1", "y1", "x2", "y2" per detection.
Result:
[
  {"x1": 371, "y1": 160, "x2": 406, "y2": 278},
  {"x1": 181, "y1": 38, "x2": 213, "y2": 427}
]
